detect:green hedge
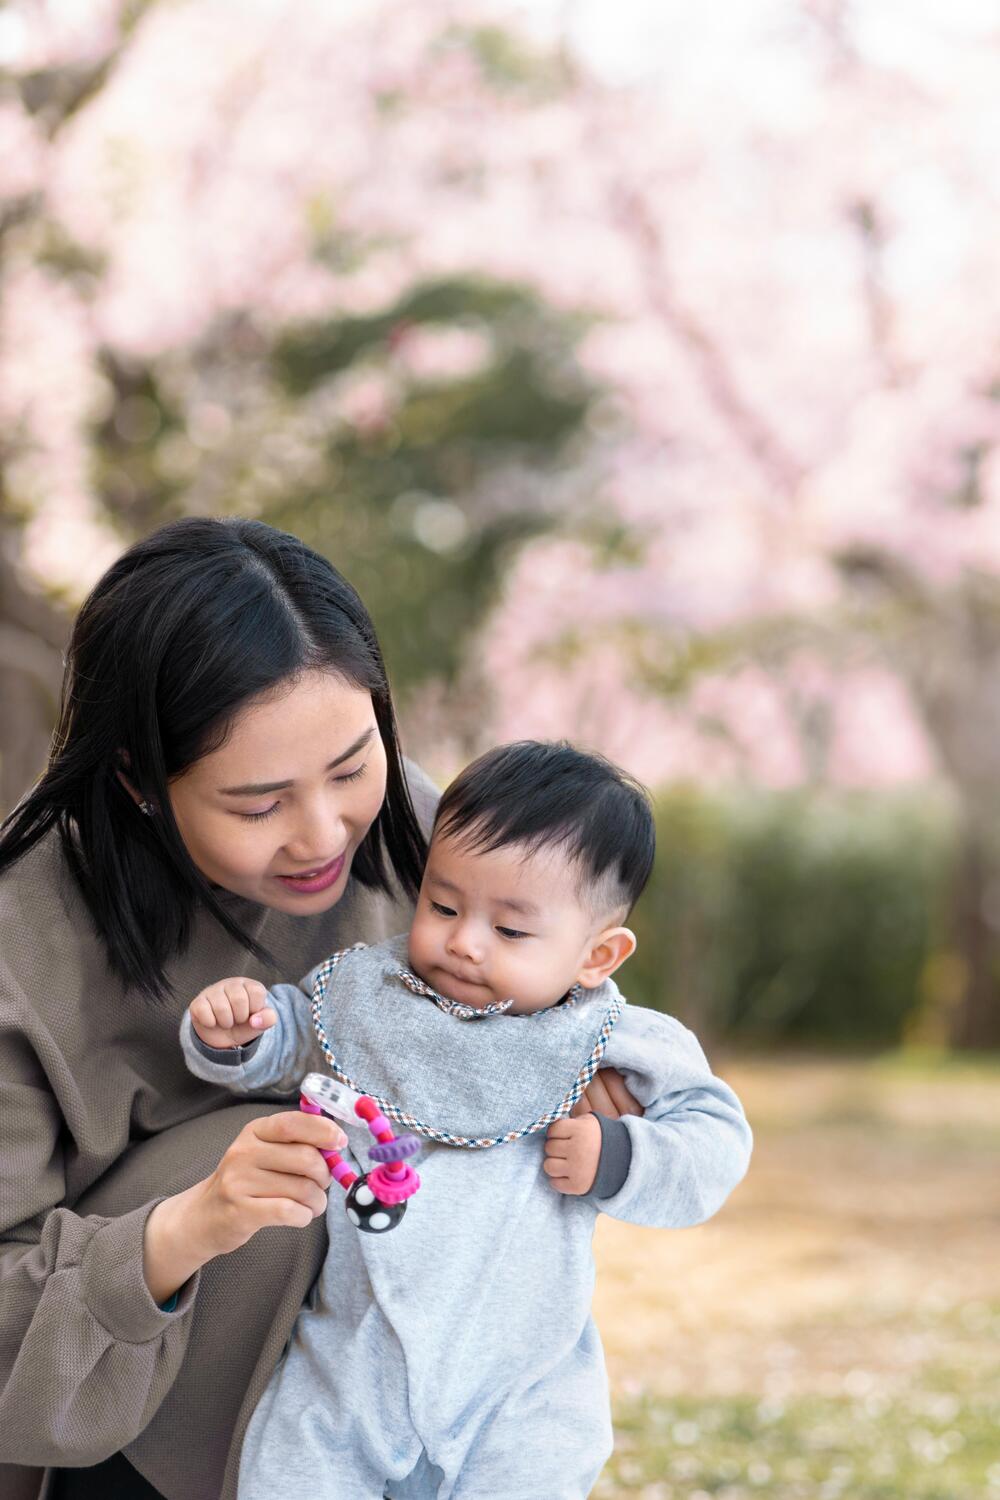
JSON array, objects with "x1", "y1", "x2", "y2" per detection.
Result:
[{"x1": 625, "y1": 787, "x2": 956, "y2": 1047}]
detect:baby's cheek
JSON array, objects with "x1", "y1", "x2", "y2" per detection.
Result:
[
  {"x1": 506, "y1": 955, "x2": 555, "y2": 1013},
  {"x1": 407, "y1": 913, "x2": 434, "y2": 974}
]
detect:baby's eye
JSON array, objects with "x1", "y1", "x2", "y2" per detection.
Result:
[
  {"x1": 431, "y1": 901, "x2": 457, "y2": 917},
  {"x1": 496, "y1": 926, "x2": 530, "y2": 941}
]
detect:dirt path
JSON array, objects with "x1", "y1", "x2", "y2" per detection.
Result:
[{"x1": 592, "y1": 1055, "x2": 1000, "y2": 1401}]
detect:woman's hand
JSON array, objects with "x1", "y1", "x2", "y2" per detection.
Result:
[
  {"x1": 143, "y1": 1110, "x2": 345, "y2": 1304},
  {"x1": 572, "y1": 1066, "x2": 643, "y2": 1120}
]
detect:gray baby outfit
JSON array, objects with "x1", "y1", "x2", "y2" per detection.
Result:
[{"x1": 181, "y1": 935, "x2": 752, "y2": 1500}]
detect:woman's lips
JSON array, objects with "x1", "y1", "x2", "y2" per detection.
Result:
[{"x1": 275, "y1": 852, "x2": 346, "y2": 895}]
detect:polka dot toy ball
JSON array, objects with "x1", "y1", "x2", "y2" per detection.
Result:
[
  {"x1": 299, "y1": 1073, "x2": 422, "y2": 1234},
  {"x1": 346, "y1": 1175, "x2": 408, "y2": 1233}
]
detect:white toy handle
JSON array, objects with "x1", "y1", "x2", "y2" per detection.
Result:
[{"x1": 300, "y1": 1071, "x2": 365, "y2": 1124}]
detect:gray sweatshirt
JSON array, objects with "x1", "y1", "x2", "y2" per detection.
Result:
[{"x1": 181, "y1": 935, "x2": 752, "y2": 1500}]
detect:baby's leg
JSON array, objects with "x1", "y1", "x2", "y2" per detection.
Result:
[
  {"x1": 442, "y1": 1352, "x2": 613, "y2": 1500},
  {"x1": 239, "y1": 1395, "x2": 394, "y2": 1500},
  {"x1": 237, "y1": 1286, "x2": 422, "y2": 1500}
]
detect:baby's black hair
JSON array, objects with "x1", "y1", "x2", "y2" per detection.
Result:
[{"x1": 433, "y1": 740, "x2": 655, "y2": 919}]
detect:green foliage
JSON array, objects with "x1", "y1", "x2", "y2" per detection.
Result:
[
  {"x1": 438, "y1": 23, "x2": 574, "y2": 98},
  {"x1": 626, "y1": 787, "x2": 955, "y2": 1046},
  {"x1": 11, "y1": 1, "x2": 156, "y2": 133},
  {"x1": 89, "y1": 348, "x2": 186, "y2": 531},
  {"x1": 599, "y1": 1379, "x2": 1000, "y2": 1498},
  {"x1": 270, "y1": 277, "x2": 598, "y2": 690},
  {"x1": 83, "y1": 272, "x2": 600, "y2": 701},
  {"x1": 273, "y1": 276, "x2": 583, "y2": 393},
  {"x1": 270, "y1": 487, "x2": 549, "y2": 704}
]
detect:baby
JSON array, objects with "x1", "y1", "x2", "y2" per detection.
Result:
[{"x1": 182, "y1": 741, "x2": 752, "y2": 1500}]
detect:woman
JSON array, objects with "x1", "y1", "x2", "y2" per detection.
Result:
[{"x1": 0, "y1": 518, "x2": 637, "y2": 1500}]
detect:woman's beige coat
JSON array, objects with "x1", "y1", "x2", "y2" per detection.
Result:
[{"x1": 0, "y1": 768, "x2": 437, "y2": 1500}]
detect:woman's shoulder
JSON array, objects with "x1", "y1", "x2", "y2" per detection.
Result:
[
  {"x1": 0, "y1": 823, "x2": 82, "y2": 920},
  {"x1": 402, "y1": 755, "x2": 439, "y2": 838},
  {"x1": 0, "y1": 826, "x2": 100, "y2": 1012}
]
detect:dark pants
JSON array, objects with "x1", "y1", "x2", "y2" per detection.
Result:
[{"x1": 49, "y1": 1453, "x2": 165, "y2": 1499}]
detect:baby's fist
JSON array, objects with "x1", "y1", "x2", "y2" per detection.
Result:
[
  {"x1": 543, "y1": 1114, "x2": 602, "y2": 1195},
  {"x1": 190, "y1": 977, "x2": 276, "y2": 1050}
]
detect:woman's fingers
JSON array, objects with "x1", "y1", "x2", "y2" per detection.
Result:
[
  {"x1": 596, "y1": 1066, "x2": 644, "y2": 1116},
  {"x1": 572, "y1": 1067, "x2": 642, "y2": 1119},
  {"x1": 242, "y1": 1171, "x2": 329, "y2": 1219},
  {"x1": 250, "y1": 1141, "x2": 336, "y2": 1188},
  {"x1": 572, "y1": 1073, "x2": 609, "y2": 1117},
  {"x1": 198, "y1": 1112, "x2": 347, "y2": 1254},
  {"x1": 252, "y1": 1110, "x2": 344, "y2": 1150}
]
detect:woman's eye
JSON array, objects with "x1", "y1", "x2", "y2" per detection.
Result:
[
  {"x1": 431, "y1": 901, "x2": 457, "y2": 917},
  {"x1": 496, "y1": 926, "x2": 530, "y2": 941},
  {"x1": 336, "y1": 763, "x2": 367, "y2": 784},
  {"x1": 240, "y1": 804, "x2": 280, "y2": 824}
]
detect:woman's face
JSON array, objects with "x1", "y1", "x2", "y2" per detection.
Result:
[{"x1": 169, "y1": 669, "x2": 388, "y2": 913}]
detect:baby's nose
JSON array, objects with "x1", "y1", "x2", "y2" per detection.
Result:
[{"x1": 447, "y1": 924, "x2": 485, "y2": 962}]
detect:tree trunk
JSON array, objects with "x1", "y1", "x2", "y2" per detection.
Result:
[
  {"x1": 949, "y1": 832, "x2": 1000, "y2": 1050},
  {"x1": 0, "y1": 543, "x2": 68, "y2": 813}
]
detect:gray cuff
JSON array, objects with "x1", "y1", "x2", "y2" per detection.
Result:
[
  {"x1": 592, "y1": 1114, "x2": 633, "y2": 1199},
  {"x1": 190, "y1": 1031, "x2": 262, "y2": 1066}
]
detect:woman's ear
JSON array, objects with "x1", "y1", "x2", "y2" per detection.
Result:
[
  {"x1": 115, "y1": 759, "x2": 156, "y2": 815},
  {"x1": 576, "y1": 927, "x2": 637, "y2": 990},
  {"x1": 116, "y1": 770, "x2": 142, "y2": 805}
]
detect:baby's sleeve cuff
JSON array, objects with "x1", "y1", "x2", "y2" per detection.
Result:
[
  {"x1": 189, "y1": 1031, "x2": 262, "y2": 1066},
  {"x1": 592, "y1": 1114, "x2": 633, "y2": 1199}
]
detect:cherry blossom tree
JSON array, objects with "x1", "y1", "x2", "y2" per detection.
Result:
[{"x1": 3, "y1": 0, "x2": 1000, "y2": 1039}]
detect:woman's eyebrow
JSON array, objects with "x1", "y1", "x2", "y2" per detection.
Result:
[{"x1": 219, "y1": 727, "x2": 376, "y2": 795}]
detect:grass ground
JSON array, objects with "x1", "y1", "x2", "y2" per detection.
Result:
[{"x1": 590, "y1": 1051, "x2": 1000, "y2": 1499}]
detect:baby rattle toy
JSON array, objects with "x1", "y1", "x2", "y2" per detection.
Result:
[{"x1": 299, "y1": 1072, "x2": 422, "y2": 1234}]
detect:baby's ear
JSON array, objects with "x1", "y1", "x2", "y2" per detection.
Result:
[{"x1": 576, "y1": 927, "x2": 636, "y2": 990}]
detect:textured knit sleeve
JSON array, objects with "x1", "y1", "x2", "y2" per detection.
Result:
[
  {"x1": 0, "y1": 963, "x2": 200, "y2": 1466},
  {"x1": 589, "y1": 1005, "x2": 753, "y2": 1229}
]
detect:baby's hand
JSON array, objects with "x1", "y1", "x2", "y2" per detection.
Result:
[
  {"x1": 189, "y1": 978, "x2": 277, "y2": 1050},
  {"x1": 543, "y1": 1114, "x2": 602, "y2": 1195}
]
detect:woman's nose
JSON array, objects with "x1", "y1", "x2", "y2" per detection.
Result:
[{"x1": 284, "y1": 801, "x2": 346, "y2": 865}]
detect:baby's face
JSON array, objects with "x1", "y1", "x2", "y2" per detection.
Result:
[{"x1": 407, "y1": 832, "x2": 604, "y2": 1015}]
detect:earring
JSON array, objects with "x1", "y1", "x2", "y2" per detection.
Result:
[{"x1": 139, "y1": 800, "x2": 156, "y2": 817}]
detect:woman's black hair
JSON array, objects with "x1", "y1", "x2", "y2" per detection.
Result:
[
  {"x1": 434, "y1": 740, "x2": 655, "y2": 918},
  {"x1": 0, "y1": 517, "x2": 427, "y2": 1000}
]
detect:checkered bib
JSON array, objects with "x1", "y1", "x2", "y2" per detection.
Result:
[{"x1": 307, "y1": 934, "x2": 625, "y2": 1148}]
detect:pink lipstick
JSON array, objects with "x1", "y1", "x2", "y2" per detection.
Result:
[{"x1": 276, "y1": 852, "x2": 346, "y2": 895}]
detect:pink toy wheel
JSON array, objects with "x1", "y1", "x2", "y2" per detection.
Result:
[{"x1": 367, "y1": 1163, "x2": 421, "y2": 1205}]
